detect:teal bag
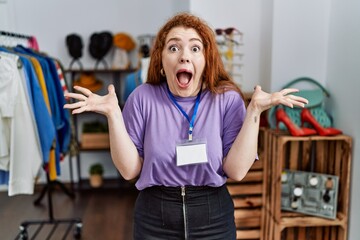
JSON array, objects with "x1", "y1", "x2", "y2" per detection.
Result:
[{"x1": 267, "y1": 77, "x2": 332, "y2": 130}]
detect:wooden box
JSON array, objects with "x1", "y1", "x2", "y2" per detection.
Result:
[
  {"x1": 81, "y1": 133, "x2": 110, "y2": 149},
  {"x1": 227, "y1": 128, "x2": 267, "y2": 240},
  {"x1": 263, "y1": 129, "x2": 352, "y2": 240}
]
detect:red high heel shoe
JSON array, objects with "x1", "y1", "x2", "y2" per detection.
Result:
[
  {"x1": 301, "y1": 108, "x2": 342, "y2": 136},
  {"x1": 276, "y1": 108, "x2": 317, "y2": 136}
]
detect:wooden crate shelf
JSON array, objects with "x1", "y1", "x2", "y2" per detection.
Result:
[
  {"x1": 227, "y1": 128, "x2": 267, "y2": 240},
  {"x1": 263, "y1": 129, "x2": 352, "y2": 240}
]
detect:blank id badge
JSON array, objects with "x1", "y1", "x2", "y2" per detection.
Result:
[{"x1": 176, "y1": 139, "x2": 208, "y2": 166}]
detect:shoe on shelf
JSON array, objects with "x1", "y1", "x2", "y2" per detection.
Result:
[
  {"x1": 301, "y1": 108, "x2": 342, "y2": 136},
  {"x1": 276, "y1": 108, "x2": 317, "y2": 136}
]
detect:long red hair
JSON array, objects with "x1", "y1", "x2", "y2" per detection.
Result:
[{"x1": 146, "y1": 12, "x2": 243, "y2": 97}]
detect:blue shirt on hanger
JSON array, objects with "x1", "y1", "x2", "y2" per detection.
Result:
[
  {"x1": 0, "y1": 170, "x2": 9, "y2": 185},
  {"x1": 14, "y1": 46, "x2": 71, "y2": 175}
]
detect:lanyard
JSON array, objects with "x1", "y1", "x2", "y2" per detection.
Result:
[{"x1": 167, "y1": 85, "x2": 202, "y2": 141}]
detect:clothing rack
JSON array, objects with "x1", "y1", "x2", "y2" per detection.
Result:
[
  {"x1": 1, "y1": 30, "x2": 82, "y2": 239},
  {"x1": 0, "y1": 30, "x2": 33, "y2": 49},
  {"x1": 0, "y1": 30, "x2": 31, "y2": 39},
  {"x1": 17, "y1": 173, "x2": 82, "y2": 240}
]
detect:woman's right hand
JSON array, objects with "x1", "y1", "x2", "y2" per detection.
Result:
[
  {"x1": 64, "y1": 84, "x2": 120, "y2": 117},
  {"x1": 65, "y1": 84, "x2": 142, "y2": 179}
]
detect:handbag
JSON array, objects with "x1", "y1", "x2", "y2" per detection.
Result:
[{"x1": 267, "y1": 77, "x2": 332, "y2": 130}]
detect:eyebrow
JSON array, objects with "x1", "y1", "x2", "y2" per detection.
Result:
[{"x1": 166, "y1": 37, "x2": 203, "y2": 44}]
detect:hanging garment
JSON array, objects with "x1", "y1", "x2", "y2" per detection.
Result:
[
  {"x1": 0, "y1": 47, "x2": 56, "y2": 165},
  {"x1": 55, "y1": 61, "x2": 69, "y2": 99},
  {"x1": 0, "y1": 35, "x2": 71, "y2": 194},
  {"x1": 30, "y1": 57, "x2": 51, "y2": 111},
  {"x1": 28, "y1": 36, "x2": 40, "y2": 51},
  {"x1": 14, "y1": 46, "x2": 71, "y2": 151},
  {"x1": 0, "y1": 52, "x2": 42, "y2": 196},
  {"x1": 123, "y1": 70, "x2": 142, "y2": 102},
  {"x1": 13, "y1": 45, "x2": 71, "y2": 178},
  {"x1": 29, "y1": 57, "x2": 57, "y2": 179},
  {"x1": 0, "y1": 47, "x2": 59, "y2": 180}
]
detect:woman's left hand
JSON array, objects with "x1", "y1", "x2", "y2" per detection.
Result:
[{"x1": 248, "y1": 85, "x2": 309, "y2": 114}]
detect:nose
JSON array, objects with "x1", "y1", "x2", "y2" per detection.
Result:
[
  {"x1": 179, "y1": 57, "x2": 190, "y2": 63},
  {"x1": 179, "y1": 51, "x2": 191, "y2": 63}
]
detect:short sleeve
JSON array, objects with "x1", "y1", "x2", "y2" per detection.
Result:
[{"x1": 122, "y1": 88, "x2": 145, "y2": 157}]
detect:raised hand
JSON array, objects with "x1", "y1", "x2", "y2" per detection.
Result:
[
  {"x1": 249, "y1": 85, "x2": 309, "y2": 114},
  {"x1": 64, "y1": 84, "x2": 120, "y2": 117}
]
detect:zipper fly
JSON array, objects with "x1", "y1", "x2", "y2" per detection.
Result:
[{"x1": 181, "y1": 186, "x2": 188, "y2": 240}]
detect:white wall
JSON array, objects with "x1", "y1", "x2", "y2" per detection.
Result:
[
  {"x1": 10, "y1": 0, "x2": 178, "y2": 69},
  {"x1": 270, "y1": 0, "x2": 331, "y2": 91},
  {"x1": 326, "y1": 0, "x2": 360, "y2": 239},
  {"x1": 190, "y1": 0, "x2": 263, "y2": 92},
  {"x1": 0, "y1": 0, "x2": 16, "y2": 30},
  {"x1": 258, "y1": 0, "x2": 274, "y2": 91}
]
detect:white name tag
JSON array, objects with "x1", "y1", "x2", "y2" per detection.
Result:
[{"x1": 176, "y1": 139, "x2": 208, "y2": 166}]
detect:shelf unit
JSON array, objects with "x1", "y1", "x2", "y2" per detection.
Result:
[
  {"x1": 216, "y1": 30, "x2": 244, "y2": 87},
  {"x1": 65, "y1": 68, "x2": 137, "y2": 191},
  {"x1": 263, "y1": 129, "x2": 352, "y2": 240},
  {"x1": 66, "y1": 68, "x2": 137, "y2": 105}
]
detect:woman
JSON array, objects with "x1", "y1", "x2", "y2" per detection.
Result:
[{"x1": 64, "y1": 13, "x2": 307, "y2": 240}]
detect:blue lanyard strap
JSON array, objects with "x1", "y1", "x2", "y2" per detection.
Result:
[{"x1": 167, "y1": 84, "x2": 202, "y2": 141}]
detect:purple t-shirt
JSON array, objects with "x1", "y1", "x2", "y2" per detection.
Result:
[{"x1": 122, "y1": 82, "x2": 246, "y2": 190}]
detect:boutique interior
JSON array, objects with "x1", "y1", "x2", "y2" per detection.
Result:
[{"x1": 0, "y1": 1, "x2": 359, "y2": 240}]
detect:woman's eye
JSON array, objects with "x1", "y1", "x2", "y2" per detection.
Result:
[
  {"x1": 169, "y1": 45, "x2": 179, "y2": 52},
  {"x1": 192, "y1": 46, "x2": 201, "y2": 52}
]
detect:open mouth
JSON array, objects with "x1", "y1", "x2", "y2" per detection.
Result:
[{"x1": 176, "y1": 70, "x2": 193, "y2": 88}]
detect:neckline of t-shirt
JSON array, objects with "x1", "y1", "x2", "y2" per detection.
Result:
[{"x1": 162, "y1": 82, "x2": 208, "y2": 103}]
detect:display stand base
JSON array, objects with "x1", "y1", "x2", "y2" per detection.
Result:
[{"x1": 16, "y1": 173, "x2": 82, "y2": 239}]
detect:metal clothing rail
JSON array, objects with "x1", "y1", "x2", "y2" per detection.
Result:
[
  {"x1": 0, "y1": 30, "x2": 83, "y2": 239},
  {"x1": 0, "y1": 30, "x2": 32, "y2": 39}
]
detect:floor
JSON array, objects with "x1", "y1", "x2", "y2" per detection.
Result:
[{"x1": 0, "y1": 186, "x2": 138, "y2": 240}]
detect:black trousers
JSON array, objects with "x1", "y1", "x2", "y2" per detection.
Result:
[{"x1": 133, "y1": 184, "x2": 236, "y2": 240}]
